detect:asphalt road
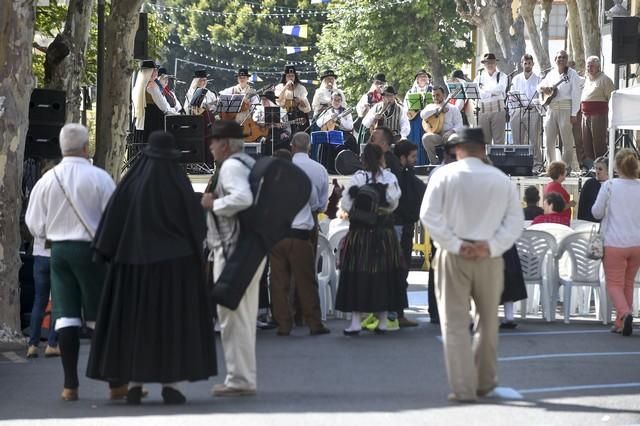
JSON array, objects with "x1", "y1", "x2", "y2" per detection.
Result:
[{"x1": 1, "y1": 284, "x2": 639, "y2": 426}]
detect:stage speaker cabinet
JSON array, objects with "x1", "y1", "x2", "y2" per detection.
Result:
[
  {"x1": 611, "y1": 16, "x2": 640, "y2": 65},
  {"x1": 26, "y1": 88, "x2": 66, "y2": 159},
  {"x1": 487, "y1": 145, "x2": 533, "y2": 176},
  {"x1": 133, "y1": 12, "x2": 148, "y2": 60},
  {"x1": 165, "y1": 115, "x2": 206, "y2": 163}
]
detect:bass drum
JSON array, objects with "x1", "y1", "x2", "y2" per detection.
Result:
[{"x1": 334, "y1": 149, "x2": 363, "y2": 175}]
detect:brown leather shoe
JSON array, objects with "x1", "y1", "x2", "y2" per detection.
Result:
[
  {"x1": 44, "y1": 345, "x2": 60, "y2": 357},
  {"x1": 212, "y1": 383, "x2": 256, "y2": 397},
  {"x1": 26, "y1": 345, "x2": 38, "y2": 358},
  {"x1": 109, "y1": 384, "x2": 129, "y2": 400},
  {"x1": 61, "y1": 388, "x2": 78, "y2": 401}
]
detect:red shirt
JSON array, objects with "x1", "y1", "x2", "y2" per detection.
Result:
[
  {"x1": 531, "y1": 212, "x2": 571, "y2": 227},
  {"x1": 544, "y1": 181, "x2": 571, "y2": 223}
]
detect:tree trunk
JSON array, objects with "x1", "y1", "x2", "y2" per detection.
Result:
[
  {"x1": 491, "y1": 0, "x2": 516, "y2": 73},
  {"x1": 44, "y1": 0, "x2": 94, "y2": 123},
  {"x1": 540, "y1": 0, "x2": 553, "y2": 57},
  {"x1": 93, "y1": 0, "x2": 144, "y2": 178},
  {"x1": 511, "y1": 12, "x2": 527, "y2": 69},
  {"x1": 521, "y1": 0, "x2": 551, "y2": 71},
  {"x1": 566, "y1": 0, "x2": 585, "y2": 71},
  {"x1": 426, "y1": 46, "x2": 446, "y2": 92},
  {"x1": 0, "y1": 0, "x2": 35, "y2": 334},
  {"x1": 577, "y1": 0, "x2": 601, "y2": 59}
]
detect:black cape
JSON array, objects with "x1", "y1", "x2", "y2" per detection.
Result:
[
  {"x1": 87, "y1": 154, "x2": 217, "y2": 383},
  {"x1": 501, "y1": 245, "x2": 528, "y2": 304}
]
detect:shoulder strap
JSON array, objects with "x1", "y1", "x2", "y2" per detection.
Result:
[{"x1": 53, "y1": 169, "x2": 94, "y2": 239}]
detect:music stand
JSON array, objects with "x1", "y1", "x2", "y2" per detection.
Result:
[
  {"x1": 463, "y1": 82, "x2": 481, "y2": 125},
  {"x1": 265, "y1": 106, "x2": 281, "y2": 156},
  {"x1": 216, "y1": 94, "x2": 244, "y2": 114},
  {"x1": 446, "y1": 82, "x2": 465, "y2": 99},
  {"x1": 506, "y1": 92, "x2": 526, "y2": 144}
]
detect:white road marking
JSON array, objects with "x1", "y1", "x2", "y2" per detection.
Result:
[
  {"x1": 1, "y1": 351, "x2": 27, "y2": 363},
  {"x1": 436, "y1": 329, "x2": 611, "y2": 342},
  {"x1": 499, "y1": 352, "x2": 640, "y2": 362},
  {"x1": 518, "y1": 382, "x2": 640, "y2": 395}
]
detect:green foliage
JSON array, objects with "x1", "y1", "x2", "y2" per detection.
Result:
[{"x1": 315, "y1": 0, "x2": 474, "y2": 103}]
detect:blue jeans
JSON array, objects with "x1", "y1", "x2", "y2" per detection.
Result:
[{"x1": 29, "y1": 256, "x2": 58, "y2": 347}]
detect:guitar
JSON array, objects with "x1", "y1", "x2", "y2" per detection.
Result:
[
  {"x1": 320, "y1": 107, "x2": 354, "y2": 131},
  {"x1": 422, "y1": 87, "x2": 464, "y2": 134},
  {"x1": 539, "y1": 73, "x2": 569, "y2": 107}
]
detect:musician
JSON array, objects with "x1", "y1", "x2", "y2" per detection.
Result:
[
  {"x1": 473, "y1": 53, "x2": 508, "y2": 144},
  {"x1": 362, "y1": 86, "x2": 410, "y2": 141},
  {"x1": 184, "y1": 69, "x2": 217, "y2": 114},
  {"x1": 132, "y1": 60, "x2": 178, "y2": 144},
  {"x1": 404, "y1": 69, "x2": 432, "y2": 165},
  {"x1": 252, "y1": 91, "x2": 290, "y2": 154},
  {"x1": 275, "y1": 65, "x2": 311, "y2": 134},
  {"x1": 312, "y1": 69, "x2": 338, "y2": 116},
  {"x1": 449, "y1": 70, "x2": 472, "y2": 126},
  {"x1": 420, "y1": 86, "x2": 463, "y2": 164},
  {"x1": 538, "y1": 50, "x2": 582, "y2": 172},
  {"x1": 581, "y1": 56, "x2": 614, "y2": 170},
  {"x1": 356, "y1": 73, "x2": 386, "y2": 118},
  {"x1": 158, "y1": 67, "x2": 183, "y2": 114},
  {"x1": 508, "y1": 54, "x2": 542, "y2": 172},
  {"x1": 315, "y1": 90, "x2": 358, "y2": 171},
  {"x1": 219, "y1": 68, "x2": 259, "y2": 127}
]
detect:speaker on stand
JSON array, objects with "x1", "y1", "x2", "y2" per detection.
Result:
[
  {"x1": 133, "y1": 13, "x2": 149, "y2": 60},
  {"x1": 25, "y1": 88, "x2": 66, "y2": 159}
]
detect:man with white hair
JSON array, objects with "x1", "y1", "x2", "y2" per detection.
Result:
[
  {"x1": 25, "y1": 123, "x2": 116, "y2": 401},
  {"x1": 581, "y1": 56, "x2": 615, "y2": 169},
  {"x1": 201, "y1": 120, "x2": 265, "y2": 397}
]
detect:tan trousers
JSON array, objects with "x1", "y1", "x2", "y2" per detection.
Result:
[
  {"x1": 269, "y1": 236, "x2": 323, "y2": 333},
  {"x1": 422, "y1": 129, "x2": 456, "y2": 164},
  {"x1": 582, "y1": 113, "x2": 608, "y2": 163},
  {"x1": 478, "y1": 110, "x2": 505, "y2": 144},
  {"x1": 543, "y1": 108, "x2": 578, "y2": 169},
  {"x1": 434, "y1": 249, "x2": 504, "y2": 399},
  {"x1": 510, "y1": 109, "x2": 543, "y2": 166},
  {"x1": 215, "y1": 256, "x2": 266, "y2": 390}
]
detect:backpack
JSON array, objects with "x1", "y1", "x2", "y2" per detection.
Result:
[
  {"x1": 212, "y1": 156, "x2": 311, "y2": 309},
  {"x1": 348, "y1": 177, "x2": 386, "y2": 226}
]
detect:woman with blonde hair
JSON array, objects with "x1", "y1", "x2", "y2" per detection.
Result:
[{"x1": 592, "y1": 149, "x2": 640, "y2": 336}]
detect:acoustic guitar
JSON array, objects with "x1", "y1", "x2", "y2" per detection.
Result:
[
  {"x1": 539, "y1": 73, "x2": 569, "y2": 107},
  {"x1": 320, "y1": 107, "x2": 354, "y2": 131},
  {"x1": 422, "y1": 87, "x2": 463, "y2": 134}
]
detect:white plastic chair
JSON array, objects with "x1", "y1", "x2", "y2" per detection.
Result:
[
  {"x1": 554, "y1": 231, "x2": 608, "y2": 324},
  {"x1": 515, "y1": 229, "x2": 558, "y2": 321},
  {"x1": 571, "y1": 219, "x2": 599, "y2": 233},
  {"x1": 316, "y1": 233, "x2": 335, "y2": 321},
  {"x1": 318, "y1": 218, "x2": 330, "y2": 236},
  {"x1": 327, "y1": 227, "x2": 349, "y2": 318}
]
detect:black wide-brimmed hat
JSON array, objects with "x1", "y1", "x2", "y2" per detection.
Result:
[
  {"x1": 193, "y1": 69, "x2": 210, "y2": 78},
  {"x1": 481, "y1": 53, "x2": 499, "y2": 63},
  {"x1": 372, "y1": 73, "x2": 386, "y2": 83},
  {"x1": 452, "y1": 69, "x2": 470, "y2": 81},
  {"x1": 284, "y1": 64, "x2": 297, "y2": 74},
  {"x1": 383, "y1": 86, "x2": 397, "y2": 95},
  {"x1": 320, "y1": 69, "x2": 338, "y2": 81},
  {"x1": 447, "y1": 127, "x2": 486, "y2": 146},
  {"x1": 158, "y1": 67, "x2": 175, "y2": 78},
  {"x1": 237, "y1": 68, "x2": 250, "y2": 77},
  {"x1": 144, "y1": 131, "x2": 182, "y2": 160},
  {"x1": 210, "y1": 120, "x2": 244, "y2": 140},
  {"x1": 414, "y1": 69, "x2": 429, "y2": 79},
  {"x1": 260, "y1": 90, "x2": 277, "y2": 104},
  {"x1": 140, "y1": 60, "x2": 157, "y2": 70}
]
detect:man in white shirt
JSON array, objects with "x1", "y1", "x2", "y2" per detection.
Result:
[
  {"x1": 474, "y1": 53, "x2": 508, "y2": 144},
  {"x1": 420, "y1": 86, "x2": 463, "y2": 164},
  {"x1": 420, "y1": 127, "x2": 523, "y2": 402},
  {"x1": 508, "y1": 54, "x2": 543, "y2": 171},
  {"x1": 25, "y1": 123, "x2": 116, "y2": 401},
  {"x1": 538, "y1": 50, "x2": 582, "y2": 172},
  {"x1": 201, "y1": 121, "x2": 265, "y2": 397},
  {"x1": 269, "y1": 133, "x2": 330, "y2": 336},
  {"x1": 362, "y1": 86, "x2": 410, "y2": 140},
  {"x1": 220, "y1": 68, "x2": 260, "y2": 125}
]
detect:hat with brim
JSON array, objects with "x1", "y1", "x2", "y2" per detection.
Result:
[
  {"x1": 320, "y1": 69, "x2": 338, "y2": 81},
  {"x1": 414, "y1": 69, "x2": 429, "y2": 80},
  {"x1": 481, "y1": 53, "x2": 498, "y2": 63},
  {"x1": 284, "y1": 65, "x2": 297, "y2": 75},
  {"x1": 237, "y1": 68, "x2": 250, "y2": 77},
  {"x1": 383, "y1": 86, "x2": 397, "y2": 95},
  {"x1": 260, "y1": 90, "x2": 277, "y2": 104},
  {"x1": 158, "y1": 67, "x2": 175, "y2": 79},
  {"x1": 193, "y1": 69, "x2": 209, "y2": 79},
  {"x1": 372, "y1": 73, "x2": 386, "y2": 83},
  {"x1": 144, "y1": 131, "x2": 182, "y2": 160},
  {"x1": 140, "y1": 60, "x2": 157, "y2": 70},
  {"x1": 446, "y1": 127, "x2": 486, "y2": 146},
  {"x1": 210, "y1": 120, "x2": 244, "y2": 140},
  {"x1": 452, "y1": 70, "x2": 469, "y2": 82}
]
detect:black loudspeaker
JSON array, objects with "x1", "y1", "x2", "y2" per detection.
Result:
[
  {"x1": 611, "y1": 16, "x2": 640, "y2": 65},
  {"x1": 133, "y1": 13, "x2": 148, "y2": 60},
  {"x1": 26, "y1": 88, "x2": 66, "y2": 159},
  {"x1": 165, "y1": 115, "x2": 206, "y2": 163},
  {"x1": 487, "y1": 145, "x2": 533, "y2": 176}
]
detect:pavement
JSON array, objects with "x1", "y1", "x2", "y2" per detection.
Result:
[{"x1": 1, "y1": 274, "x2": 639, "y2": 426}]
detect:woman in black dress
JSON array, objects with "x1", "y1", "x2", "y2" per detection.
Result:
[
  {"x1": 577, "y1": 156, "x2": 609, "y2": 222},
  {"x1": 336, "y1": 144, "x2": 407, "y2": 335},
  {"x1": 87, "y1": 132, "x2": 217, "y2": 404}
]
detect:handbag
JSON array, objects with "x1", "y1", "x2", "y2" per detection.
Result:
[{"x1": 586, "y1": 182, "x2": 611, "y2": 260}]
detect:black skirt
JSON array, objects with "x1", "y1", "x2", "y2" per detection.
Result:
[
  {"x1": 335, "y1": 218, "x2": 408, "y2": 313},
  {"x1": 501, "y1": 245, "x2": 528, "y2": 304},
  {"x1": 86, "y1": 255, "x2": 217, "y2": 384}
]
